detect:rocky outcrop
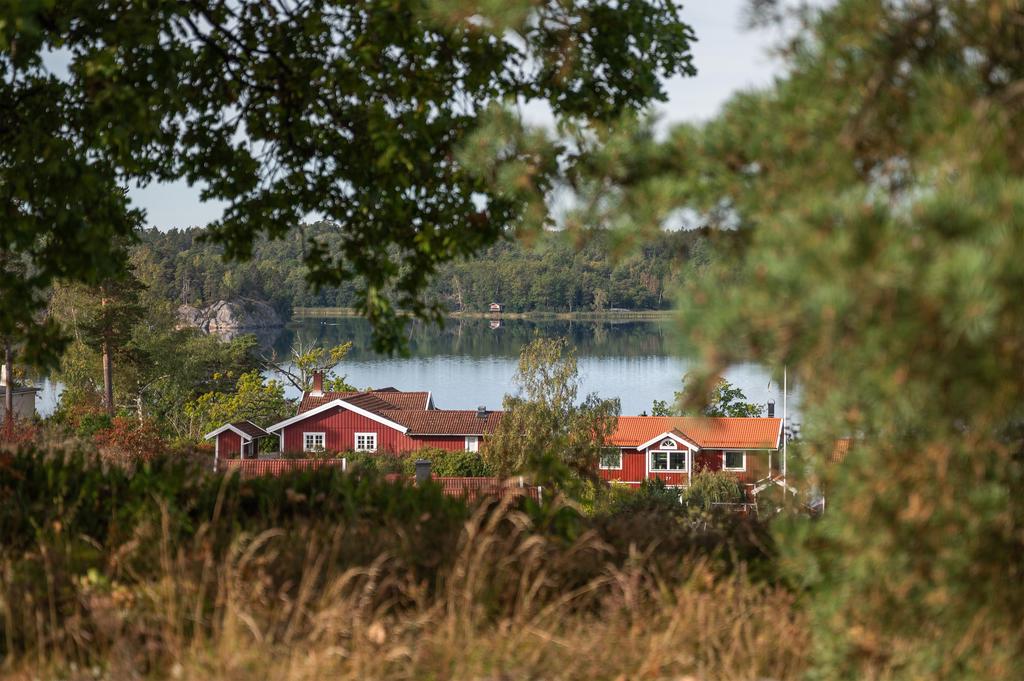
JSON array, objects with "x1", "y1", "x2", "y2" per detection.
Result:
[{"x1": 177, "y1": 298, "x2": 282, "y2": 334}]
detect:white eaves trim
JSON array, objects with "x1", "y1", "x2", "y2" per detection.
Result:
[
  {"x1": 203, "y1": 423, "x2": 254, "y2": 442},
  {"x1": 265, "y1": 398, "x2": 410, "y2": 434},
  {"x1": 635, "y1": 431, "x2": 701, "y2": 452}
]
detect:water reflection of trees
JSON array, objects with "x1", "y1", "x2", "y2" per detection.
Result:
[{"x1": 272, "y1": 318, "x2": 673, "y2": 360}]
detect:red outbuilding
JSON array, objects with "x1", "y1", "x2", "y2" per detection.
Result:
[{"x1": 204, "y1": 420, "x2": 274, "y2": 468}]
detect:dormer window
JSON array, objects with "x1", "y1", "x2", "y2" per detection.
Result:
[{"x1": 659, "y1": 438, "x2": 677, "y2": 449}]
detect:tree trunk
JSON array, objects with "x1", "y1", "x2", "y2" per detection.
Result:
[
  {"x1": 4, "y1": 341, "x2": 13, "y2": 428},
  {"x1": 102, "y1": 336, "x2": 114, "y2": 417}
]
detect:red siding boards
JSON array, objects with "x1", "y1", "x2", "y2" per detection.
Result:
[
  {"x1": 217, "y1": 431, "x2": 242, "y2": 458},
  {"x1": 282, "y1": 406, "x2": 419, "y2": 454},
  {"x1": 599, "y1": 449, "x2": 646, "y2": 485},
  {"x1": 416, "y1": 436, "x2": 469, "y2": 451},
  {"x1": 279, "y1": 406, "x2": 484, "y2": 455},
  {"x1": 599, "y1": 446, "x2": 776, "y2": 489},
  {"x1": 695, "y1": 449, "x2": 772, "y2": 486}
]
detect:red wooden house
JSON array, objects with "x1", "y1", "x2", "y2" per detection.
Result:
[
  {"x1": 202, "y1": 373, "x2": 503, "y2": 457},
  {"x1": 598, "y1": 416, "x2": 784, "y2": 492}
]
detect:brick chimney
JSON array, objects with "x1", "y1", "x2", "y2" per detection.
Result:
[
  {"x1": 311, "y1": 370, "x2": 324, "y2": 396},
  {"x1": 476, "y1": 405, "x2": 488, "y2": 419}
]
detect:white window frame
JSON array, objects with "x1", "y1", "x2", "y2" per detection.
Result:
[
  {"x1": 354, "y1": 432, "x2": 378, "y2": 452},
  {"x1": 464, "y1": 435, "x2": 480, "y2": 452},
  {"x1": 598, "y1": 447, "x2": 623, "y2": 470},
  {"x1": 649, "y1": 449, "x2": 687, "y2": 472},
  {"x1": 303, "y1": 432, "x2": 326, "y2": 452},
  {"x1": 659, "y1": 438, "x2": 677, "y2": 449},
  {"x1": 722, "y1": 450, "x2": 747, "y2": 472}
]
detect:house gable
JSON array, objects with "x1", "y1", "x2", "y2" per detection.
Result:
[
  {"x1": 279, "y1": 404, "x2": 420, "y2": 454},
  {"x1": 635, "y1": 430, "x2": 701, "y2": 452},
  {"x1": 267, "y1": 398, "x2": 410, "y2": 435}
]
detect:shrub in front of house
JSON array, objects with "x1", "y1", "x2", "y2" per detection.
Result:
[
  {"x1": 680, "y1": 469, "x2": 744, "y2": 510},
  {"x1": 295, "y1": 448, "x2": 495, "y2": 477},
  {"x1": 398, "y1": 448, "x2": 495, "y2": 477}
]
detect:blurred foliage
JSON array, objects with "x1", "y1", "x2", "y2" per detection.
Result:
[
  {"x1": 504, "y1": 0, "x2": 1024, "y2": 677},
  {"x1": 0, "y1": 0, "x2": 695, "y2": 358}
]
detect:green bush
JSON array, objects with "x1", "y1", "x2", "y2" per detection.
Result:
[
  {"x1": 592, "y1": 477, "x2": 777, "y2": 581},
  {"x1": 321, "y1": 449, "x2": 494, "y2": 477},
  {"x1": 399, "y1": 448, "x2": 495, "y2": 477},
  {"x1": 76, "y1": 411, "x2": 112, "y2": 438},
  {"x1": 681, "y1": 469, "x2": 743, "y2": 510},
  {"x1": 599, "y1": 477, "x2": 681, "y2": 515}
]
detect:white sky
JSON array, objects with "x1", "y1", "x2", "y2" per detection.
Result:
[{"x1": 130, "y1": 0, "x2": 784, "y2": 230}]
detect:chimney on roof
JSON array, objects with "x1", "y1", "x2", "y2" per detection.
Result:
[
  {"x1": 311, "y1": 370, "x2": 324, "y2": 396},
  {"x1": 476, "y1": 405, "x2": 488, "y2": 419},
  {"x1": 766, "y1": 400, "x2": 775, "y2": 418},
  {"x1": 415, "y1": 459, "x2": 431, "y2": 485}
]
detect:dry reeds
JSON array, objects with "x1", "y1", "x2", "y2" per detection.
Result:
[{"x1": 2, "y1": 491, "x2": 808, "y2": 681}]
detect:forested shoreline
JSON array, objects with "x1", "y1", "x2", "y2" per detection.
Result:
[{"x1": 135, "y1": 224, "x2": 710, "y2": 317}]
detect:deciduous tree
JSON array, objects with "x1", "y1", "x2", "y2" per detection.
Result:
[
  {"x1": 264, "y1": 339, "x2": 355, "y2": 393},
  {"x1": 185, "y1": 370, "x2": 291, "y2": 439},
  {"x1": 1, "y1": 0, "x2": 696, "y2": 357},
  {"x1": 652, "y1": 377, "x2": 765, "y2": 418},
  {"x1": 485, "y1": 337, "x2": 619, "y2": 486}
]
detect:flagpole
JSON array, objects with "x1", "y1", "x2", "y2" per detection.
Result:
[{"x1": 782, "y1": 365, "x2": 787, "y2": 486}]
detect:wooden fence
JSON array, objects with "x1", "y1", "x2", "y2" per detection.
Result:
[
  {"x1": 433, "y1": 476, "x2": 543, "y2": 503},
  {"x1": 218, "y1": 458, "x2": 345, "y2": 477}
]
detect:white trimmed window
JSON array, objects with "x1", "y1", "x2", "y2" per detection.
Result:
[
  {"x1": 599, "y1": 447, "x2": 623, "y2": 470},
  {"x1": 723, "y1": 450, "x2": 746, "y2": 471},
  {"x1": 355, "y1": 432, "x2": 377, "y2": 452},
  {"x1": 650, "y1": 450, "x2": 687, "y2": 471},
  {"x1": 464, "y1": 436, "x2": 480, "y2": 452},
  {"x1": 303, "y1": 432, "x2": 326, "y2": 452},
  {"x1": 659, "y1": 438, "x2": 677, "y2": 449}
]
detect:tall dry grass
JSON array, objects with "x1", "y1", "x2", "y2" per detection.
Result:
[{"x1": 2, "y1": 493, "x2": 807, "y2": 681}]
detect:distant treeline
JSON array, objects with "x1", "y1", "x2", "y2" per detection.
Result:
[{"x1": 134, "y1": 223, "x2": 710, "y2": 316}]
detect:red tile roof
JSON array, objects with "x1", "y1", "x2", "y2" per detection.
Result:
[
  {"x1": 609, "y1": 416, "x2": 783, "y2": 449},
  {"x1": 219, "y1": 458, "x2": 344, "y2": 477},
  {"x1": 297, "y1": 389, "x2": 430, "y2": 413},
  {"x1": 297, "y1": 391, "x2": 359, "y2": 413},
  {"x1": 383, "y1": 410, "x2": 502, "y2": 435},
  {"x1": 292, "y1": 388, "x2": 497, "y2": 435},
  {"x1": 375, "y1": 390, "x2": 432, "y2": 411},
  {"x1": 385, "y1": 474, "x2": 541, "y2": 502}
]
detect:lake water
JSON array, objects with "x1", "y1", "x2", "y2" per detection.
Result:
[{"x1": 37, "y1": 317, "x2": 800, "y2": 419}]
